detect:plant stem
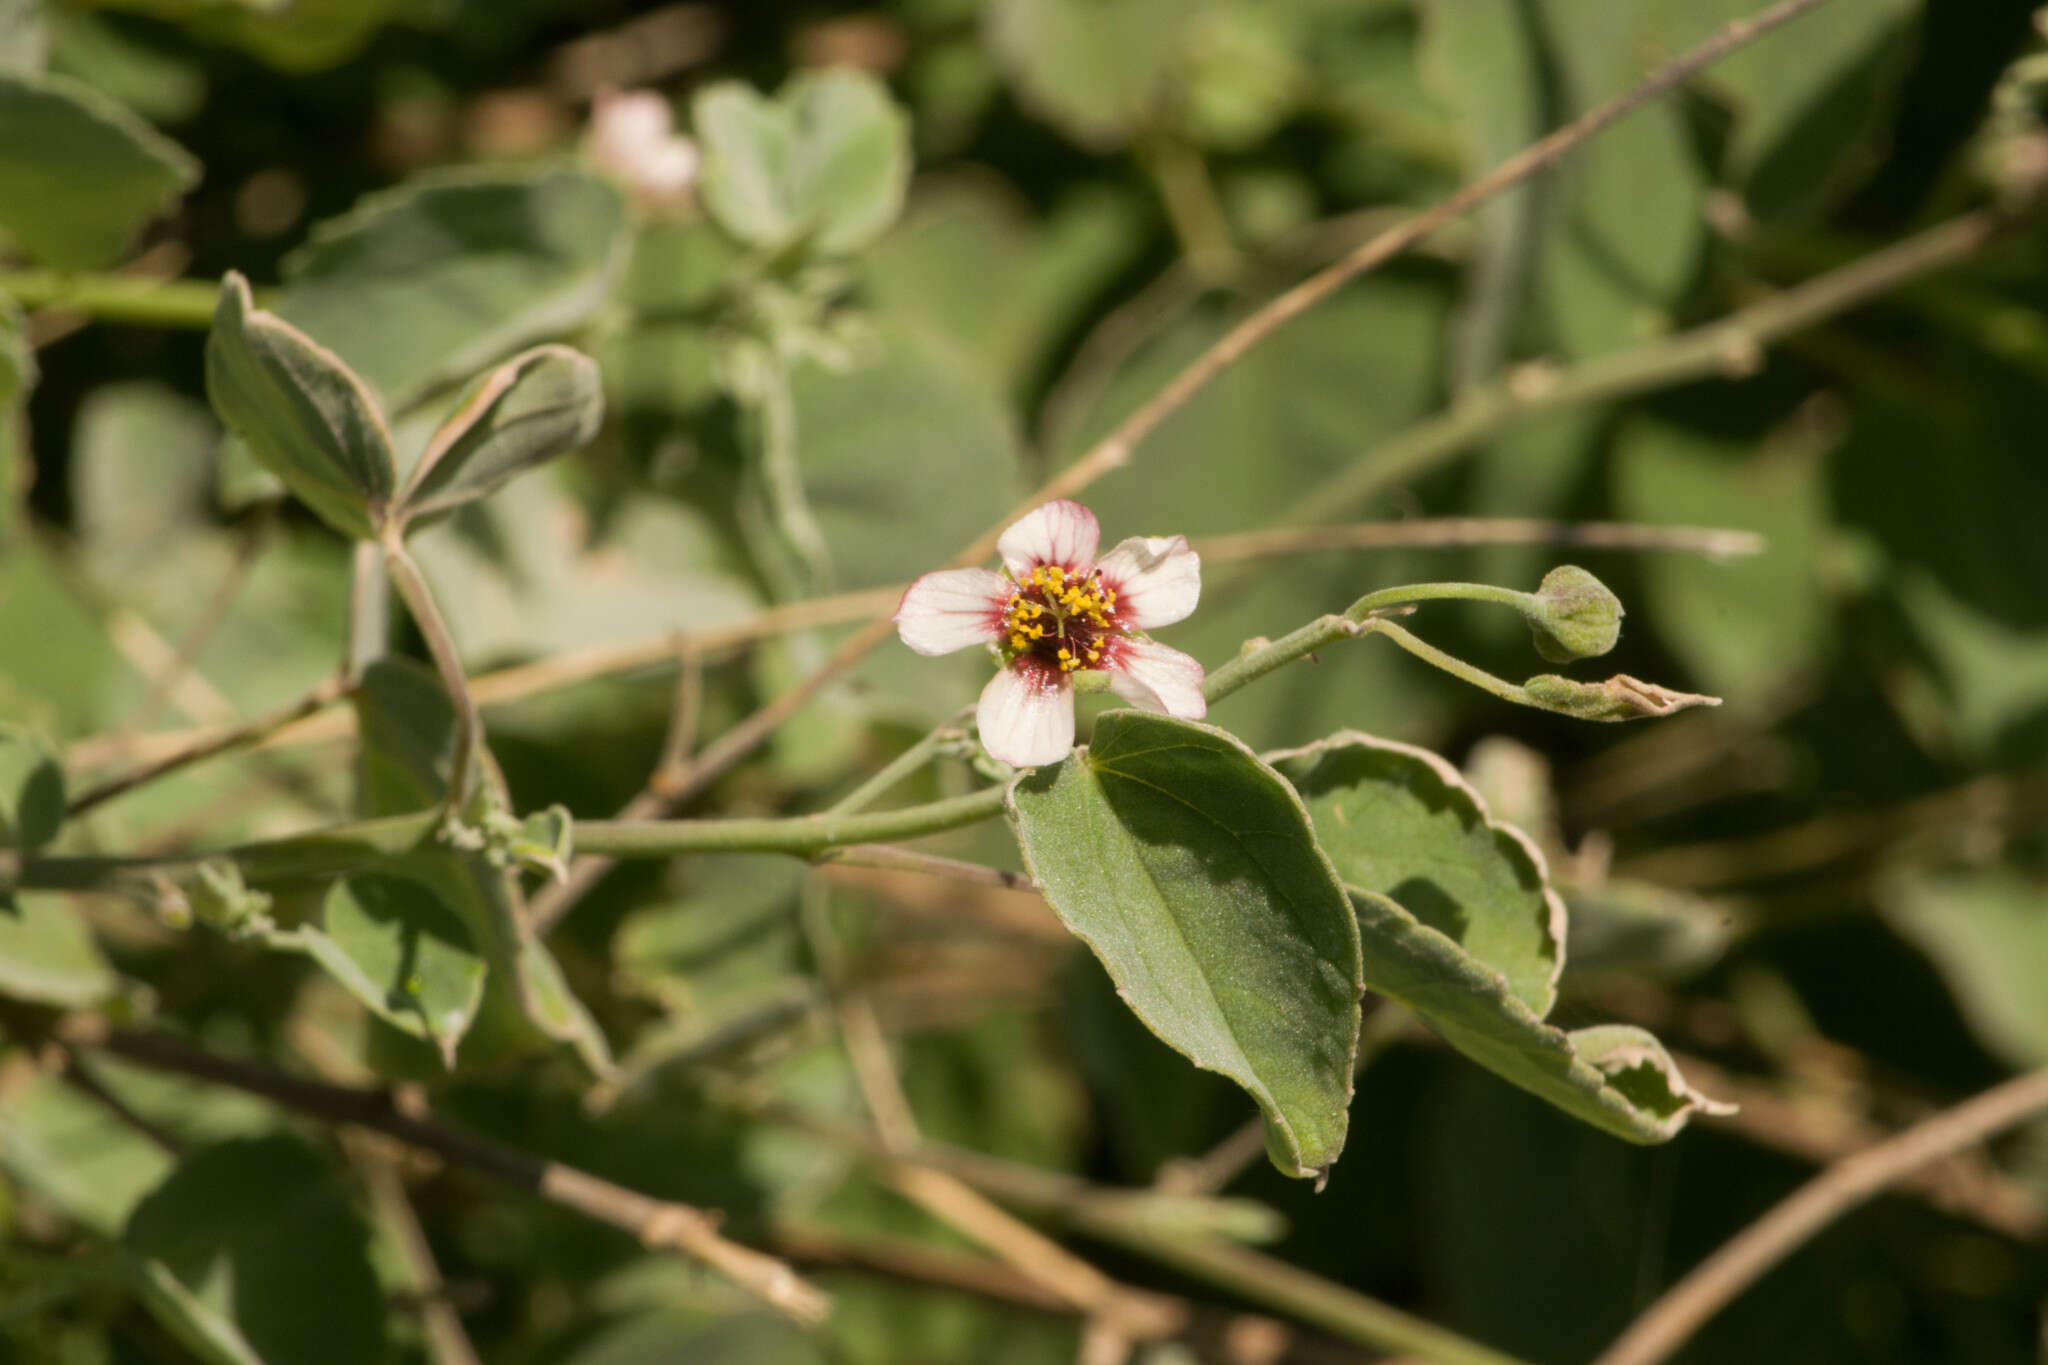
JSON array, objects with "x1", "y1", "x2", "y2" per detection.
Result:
[
  {"x1": 827, "y1": 706, "x2": 973, "y2": 817},
  {"x1": 0, "y1": 270, "x2": 226, "y2": 328}
]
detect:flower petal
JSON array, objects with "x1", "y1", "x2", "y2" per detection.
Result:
[
  {"x1": 976, "y1": 660, "x2": 1075, "y2": 768},
  {"x1": 895, "y1": 568, "x2": 1011, "y2": 656},
  {"x1": 997, "y1": 500, "x2": 1099, "y2": 577},
  {"x1": 1106, "y1": 639, "x2": 1207, "y2": 720},
  {"x1": 1096, "y1": 535, "x2": 1200, "y2": 630}
]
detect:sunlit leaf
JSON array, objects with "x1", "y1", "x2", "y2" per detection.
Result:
[
  {"x1": 1008, "y1": 710, "x2": 1363, "y2": 1179},
  {"x1": 277, "y1": 167, "x2": 629, "y2": 413},
  {"x1": 694, "y1": 68, "x2": 910, "y2": 256},
  {"x1": 0, "y1": 68, "x2": 196, "y2": 269},
  {"x1": 1277, "y1": 731, "x2": 1563, "y2": 1016},
  {"x1": 301, "y1": 874, "x2": 486, "y2": 1065},
  {"x1": 204, "y1": 271, "x2": 396, "y2": 539}
]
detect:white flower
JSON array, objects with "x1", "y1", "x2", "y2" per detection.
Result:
[
  {"x1": 585, "y1": 89, "x2": 699, "y2": 209},
  {"x1": 895, "y1": 500, "x2": 1205, "y2": 768}
]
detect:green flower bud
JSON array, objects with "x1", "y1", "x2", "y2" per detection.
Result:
[{"x1": 1525, "y1": 565, "x2": 1623, "y2": 663}]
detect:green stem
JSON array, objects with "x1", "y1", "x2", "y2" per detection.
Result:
[
  {"x1": 381, "y1": 538, "x2": 483, "y2": 818},
  {"x1": 0, "y1": 270, "x2": 227, "y2": 328},
  {"x1": 1364, "y1": 618, "x2": 1535, "y2": 708}
]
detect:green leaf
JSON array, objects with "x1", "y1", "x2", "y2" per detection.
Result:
[
  {"x1": 0, "y1": 68, "x2": 197, "y2": 269},
  {"x1": 276, "y1": 167, "x2": 629, "y2": 412},
  {"x1": 0, "y1": 722, "x2": 64, "y2": 851},
  {"x1": 1352, "y1": 886, "x2": 1728, "y2": 1141},
  {"x1": 1276, "y1": 732, "x2": 1564, "y2": 1016},
  {"x1": 396, "y1": 344, "x2": 604, "y2": 527},
  {"x1": 124, "y1": 1135, "x2": 387, "y2": 1365},
  {"x1": 1880, "y1": 869, "x2": 2048, "y2": 1068},
  {"x1": 0, "y1": 1073, "x2": 174, "y2": 1235},
  {"x1": 694, "y1": 68, "x2": 911, "y2": 255},
  {"x1": 1612, "y1": 416, "x2": 1830, "y2": 699},
  {"x1": 302, "y1": 874, "x2": 486, "y2": 1066},
  {"x1": 1273, "y1": 732, "x2": 1728, "y2": 1140},
  {"x1": 983, "y1": 0, "x2": 1185, "y2": 150},
  {"x1": 71, "y1": 380, "x2": 219, "y2": 576},
  {"x1": 1006, "y1": 710, "x2": 1363, "y2": 1180},
  {"x1": 0, "y1": 894, "x2": 117, "y2": 1006},
  {"x1": 204, "y1": 271, "x2": 397, "y2": 539}
]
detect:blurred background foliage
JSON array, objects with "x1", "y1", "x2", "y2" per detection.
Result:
[{"x1": 3, "y1": 0, "x2": 2048, "y2": 1362}]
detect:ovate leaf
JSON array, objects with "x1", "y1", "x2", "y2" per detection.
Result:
[
  {"x1": 694, "y1": 69, "x2": 910, "y2": 255},
  {"x1": 124, "y1": 1135, "x2": 387, "y2": 1365},
  {"x1": 396, "y1": 344, "x2": 604, "y2": 528},
  {"x1": 983, "y1": 0, "x2": 1185, "y2": 150},
  {"x1": 0, "y1": 68, "x2": 197, "y2": 268},
  {"x1": 1007, "y1": 711, "x2": 1363, "y2": 1179},
  {"x1": 1277, "y1": 732, "x2": 1564, "y2": 1016},
  {"x1": 0, "y1": 722, "x2": 64, "y2": 851},
  {"x1": 204, "y1": 271, "x2": 396, "y2": 539},
  {"x1": 277, "y1": 168, "x2": 629, "y2": 411},
  {"x1": 1880, "y1": 869, "x2": 2048, "y2": 1068}
]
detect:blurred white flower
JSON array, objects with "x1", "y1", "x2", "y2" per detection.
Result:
[{"x1": 585, "y1": 88, "x2": 699, "y2": 211}]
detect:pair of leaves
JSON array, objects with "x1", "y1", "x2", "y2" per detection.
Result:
[
  {"x1": 695, "y1": 68, "x2": 911, "y2": 256},
  {"x1": 1009, "y1": 713, "x2": 1729, "y2": 1180},
  {"x1": 206, "y1": 273, "x2": 603, "y2": 541}
]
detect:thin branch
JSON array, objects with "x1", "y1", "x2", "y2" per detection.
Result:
[
  {"x1": 60, "y1": 1020, "x2": 829, "y2": 1324},
  {"x1": 1197, "y1": 518, "x2": 1764, "y2": 562},
  {"x1": 769, "y1": 1221, "x2": 1072, "y2": 1315},
  {"x1": 1594, "y1": 1067, "x2": 2048, "y2": 1365},
  {"x1": 65, "y1": 674, "x2": 350, "y2": 818},
  {"x1": 0, "y1": 269, "x2": 224, "y2": 329},
  {"x1": 354, "y1": 1147, "x2": 483, "y2": 1365}
]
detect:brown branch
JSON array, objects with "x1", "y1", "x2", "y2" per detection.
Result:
[
  {"x1": 62, "y1": 1020, "x2": 829, "y2": 1324},
  {"x1": 1594, "y1": 1067, "x2": 2048, "y2": 1365},
  {"x1": 1674, "y1": 1053, "x2": 2044, "y2": 1242},
  {"x1": 65, "y1": 674, "x2": 350, "y2": 818}
]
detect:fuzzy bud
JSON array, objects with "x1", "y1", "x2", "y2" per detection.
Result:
[{"x1": 1525, "y1": 565, "x2": 1623, "y2": 663}]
